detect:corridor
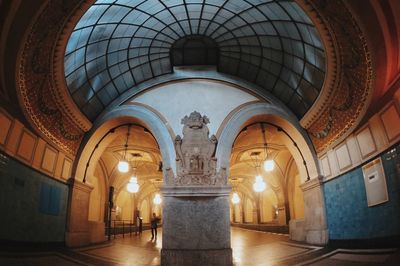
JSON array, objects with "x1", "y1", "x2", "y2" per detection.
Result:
[{"x1": 0, "y1": 227, "x2": 398, "y2": 265}]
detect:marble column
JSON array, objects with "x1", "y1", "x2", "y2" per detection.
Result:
[
  {"x1": 65, "y1": 178, "x2": 93, "y2": 247},
  {"x1": 300, "y1": 176, "x2": 329, "y2": 245}
]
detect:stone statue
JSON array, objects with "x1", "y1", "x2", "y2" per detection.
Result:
[{"x1": 174, "y1": 111, "x2": 224, "y2": 186}]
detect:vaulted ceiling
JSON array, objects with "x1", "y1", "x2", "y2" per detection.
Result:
[{"x1": 65, "y1": 0, "x2": 325, "y2": 120}]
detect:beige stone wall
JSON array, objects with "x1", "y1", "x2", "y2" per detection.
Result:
[
  {"x1": 288, "y1": 167, "x2": 305, "y2": 220},
  {"x1": 88, "y1": 171, "x2": 105, "y2": 222},
  {"x1": 0, "y1": 108, "x2": 74, "y2": 181},
  {"x1": 260, "y1": 188, "x2": 277, "y2": 222},
  {"x1": 244, "y1": 198, "x2": 254, "y2": 223},
  {"x1": 115, "y1": 190, "x2": 134, "y2": 221},
  {"x1": 319, "y1": 96, "x2": 400, "y2": 180},
  {"x1": 234, "y1": 204, "x2": 241, "y2": 222},
  {"x1": 131, "y1": 80, "x2": 259, "y2": 136},
  {"x1": 140, "y1": 198, "x2": 151, "y2": 223}
]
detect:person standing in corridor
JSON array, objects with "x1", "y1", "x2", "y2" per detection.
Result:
[{"x1": 150, "y1": 212, "x2": 159, "y2": 240}]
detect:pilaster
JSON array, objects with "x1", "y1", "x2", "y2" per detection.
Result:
[
  {"x1": 65, "y1": 178, "x2": 93, "y2": 247},
  {"x1": 300, "y1": 176, "x2": 329, "y2": 245}
]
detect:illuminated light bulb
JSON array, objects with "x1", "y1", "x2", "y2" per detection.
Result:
[
  {"x1": 263, "y1": 159, "x2": 274, "y2": 172},
  {"x1": 232, "y1": 192, "x2": 240, "y2": 204},
  {"x1": 118, "y1": 160, "x2": 129, "y2": 173},
  {"x1": 127, "y1": 176, "x2": 139, "y2": 193},
  {"x1": 127, "y1": 182, "x2": 139, "y2": 193},
  {"x1": 153, "y1": 193, "x2": 162, "y2": 205},
  {"x1": 253, "y1": 175, "x2": 266, "y2": 192}
]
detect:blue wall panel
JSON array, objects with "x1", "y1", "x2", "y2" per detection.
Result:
[
  {"x1": 0, "y1": 152, "x2": 69, "y2": 243},
  {"x1": 324, "y1": 144, "x2": 400, "y2": 240}
]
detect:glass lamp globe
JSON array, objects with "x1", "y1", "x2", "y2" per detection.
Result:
[
  {"x1": 127, "y1": 182, "x2": 139, "y2": 193},
  {"x1": 253, "y1": 175, "x2": 266, "y2": 192},
  {"x1": 153, "y1": 193, "x2": 162, "y2": 205},
  {"x1": 118, "y1": 160, "x2": 129, "y2": 173},
  {"x1": 127, "y1": 176, "x2": 139, "y2": 193},
  {"x1": 263, "y1": 159, "x2": 275, "y2": 172},
  {"x1": 231, "y1": 192, "x2": 240, "y2": 204}
]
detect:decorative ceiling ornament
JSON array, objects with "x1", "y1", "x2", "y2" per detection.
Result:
[
  {"x1": 298, "y1": 0, "x2": 373, "y2": 153},
  {"x1": 16, "y1": 0, "x2": 92, "y2": 156},
  {"x1": 15, "y1": 0, "x2": 373, "y2": 157}
]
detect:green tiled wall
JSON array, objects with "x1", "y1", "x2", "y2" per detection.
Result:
[
  {"x1": 324, "y1": 144, "x2": 400, "y2": 240},
  {"x1": 0, "y1": 152, "x2": 69, "y2": 243}
]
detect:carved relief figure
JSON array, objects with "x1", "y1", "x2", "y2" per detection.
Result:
[{"x1": 174, "y1": 111, "x2": 225, "y2": 186}]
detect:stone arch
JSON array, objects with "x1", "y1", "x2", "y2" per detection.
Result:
[
  {"x1": 216, "y1": 102, "x2": 320, "y2": 184},
  {"x1": 217, "y1": 102, "x2": 328, "y2": 244},
  {"x1": 72, "y1": 104, "x2": 176, "y2": 184}
]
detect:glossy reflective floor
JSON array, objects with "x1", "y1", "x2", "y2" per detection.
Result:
[{"x1": 0, "y1": 228, "x2": 399, "y2": 265}]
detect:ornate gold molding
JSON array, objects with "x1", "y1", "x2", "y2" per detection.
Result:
[
  {"x1": 298, "y1": 0, "x2": 374, "y2": 153},
  {"x1": 16, "y1": 0, "x2": 373, "y2": 156},
  {"x1": 17, "y1": 0, "x2": 91, "y2": 156}
]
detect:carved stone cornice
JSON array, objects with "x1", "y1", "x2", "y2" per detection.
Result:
[
  {"x1": 17, "y1": 0, "x2": 92, "y2": 156},
  {"x1": 298, "y1": 0, "x2": 374, "y2": 154}
]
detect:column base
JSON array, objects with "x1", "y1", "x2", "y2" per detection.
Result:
[
  {"x1": 306, "y1": 229, "x2": 329, "y2": 245},
  {"x1": 65, "y1": 231, "x2": 90, "y2": 247},
  {"x1": 161, "y1": 248, "x2": 232, "y2": 266}
]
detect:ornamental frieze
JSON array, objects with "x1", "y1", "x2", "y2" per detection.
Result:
[
  {"x1": 17, "y1": 0, "x2": 91, "y2": 156},
  {"x1": 298, "y1": 0, "x2": 373, "y2": 153}
]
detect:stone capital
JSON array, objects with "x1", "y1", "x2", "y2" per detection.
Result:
[
  {"x1": 162, "y1": 185, "x2": 231, "y2": 197},
  {"x1": 300, "y1": 175, "x2": 324, "y2": 192},
  {"x1": 68, "y1": 178, "x2": 94, "y2": 193}
]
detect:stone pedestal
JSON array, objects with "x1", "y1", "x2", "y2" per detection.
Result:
[
  {"x1": 300, "y1": 176, "x2": 329, "y2": 245},
  {"x1": 65, "y1": 179, "x2": 93, "y2": 247},
  {"x1": 289, "y1": 219, "x2": 306, "y2": 242},
  {"x1": 161, "y1": 111, "x2": 233, "y2": 265},
  {"x1": 161, "y1": 186, "x2": 232, "y2": 266}
]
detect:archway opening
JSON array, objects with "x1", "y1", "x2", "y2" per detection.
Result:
[
  {"x1": 72, "y1": 120, "x2": 165, "y2": 244},
  {"x1": 228, "y1": 122, "x2": 304, "y2": 232}
]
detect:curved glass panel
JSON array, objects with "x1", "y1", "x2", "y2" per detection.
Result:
[{"x1": 65, "y1": 0, "x2": 325, "y2": 120}]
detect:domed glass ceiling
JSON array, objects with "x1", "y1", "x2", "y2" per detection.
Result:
[{"x1": 65, "y1": 0, "x2": 325, "y2": 120}]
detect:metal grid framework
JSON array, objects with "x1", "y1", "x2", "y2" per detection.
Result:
[{"x1": 65, "y1": 0, "x2": 326, "y2": 120}]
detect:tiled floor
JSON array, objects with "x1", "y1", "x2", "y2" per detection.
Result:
[{"x1": 0, "y1": 228, "x2": 398, "y2": 265}]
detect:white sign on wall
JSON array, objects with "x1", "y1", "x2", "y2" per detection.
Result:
[{"x1": 362, "y1": 158, "x2": 389, "y2": 207}]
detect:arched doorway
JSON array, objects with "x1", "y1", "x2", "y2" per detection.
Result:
[
  {"x1": 229, "y1": 122, "x2": 304, "y2": 232},
  {"x1": 216, "y1": 102, "x2": 328, "y2": 245},
  {"x1": 66, "y1": 106, "x2": 174, "y2": 247}
]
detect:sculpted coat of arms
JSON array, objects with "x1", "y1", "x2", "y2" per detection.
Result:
[{"x1": 174, "y1": 111, "x2": 225, "y2": 186}]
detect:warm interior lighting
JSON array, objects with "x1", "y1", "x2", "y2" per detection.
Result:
[
  {"x1": 153, "y1": 193, "x2": 162, "y2": 205},
  {"x1": 253, "y1": 175, "x2": 266, "y2": 192},
  {"x1": 263, "y1": 159, "x2": 274, "y2": 172},
  {"x1": 127, "y1": 176, "x2": 139, "y2": 193},
  {"x1": 231, "y1": 192, "x2": 240, "y2": 204},
  {"x1": 118, "y1": 125, "x2": 130, "y2": 173},
  {"x1": 118, "y1": 160, "x2": 129, "y2": 173}
]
